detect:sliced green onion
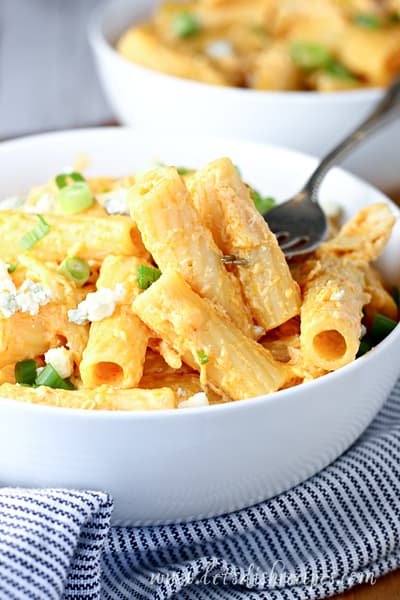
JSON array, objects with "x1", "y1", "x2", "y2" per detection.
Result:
[
  {"x1": 58, "y1": 257, "x2": 90, "y2": 287},
  {"x1": 291, "y1": 42, "x2": 332, "y2": 70},
  {"x1": 392, "y1": 286, "x2": 400, "y2": 309},
  {"x1": 357, "y1": 339, "x2": 372, "y2": 358},
  {"x1": 197, "y1": 349, "x2": 209, "y2": 365},
  {"x1": 370, "y1": 313, "x2": 398, "y2": 343},
  {"x1": 325, "y1": 60, "x2": 356, "y2": 80},
  {"x1": 20, "y1": 215, "x2": 50, "y2": 251},
  {"x1": 137, "y1": 265, "x2": 162, "y2": 290},
  {"x1": 173, "y1": 12, "x2": 200, "y2": 38},
  {"x1": 15, "y1": 359, "x2": 37, "y2": 385},
  {"x1": 389, "y1": 13, "x2": 400, "y2": 24},
  {"x1": 55, "y1": 172, "x2": 86, "y2": 190},
  {"x1": 250, "y1": 189, "x2": 276, "y2": 214},
  {"x1": 354, "y1": 14, "x2": 381, "y2": 29},
  {"x1": 7, "y1": 262, "x2": 18, "y2": 274},
  {"x1": 35, "y1": 364, "x2": 75, "y2": 390},
  {"x1": 177, "y1": 166, "x2": 190, "y2": 175},
  {"x1": 57, "y1": 182, "x2": 93, "y2": 214}
]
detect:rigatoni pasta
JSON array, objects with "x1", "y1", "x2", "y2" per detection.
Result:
[{"x1": 0, "y1": 160, "x2": 397, "y2": 411}]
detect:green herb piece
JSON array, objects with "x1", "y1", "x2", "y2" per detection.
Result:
[
  {"x1": 177, "y1": 166, "x2": 190, "y2": 175},
  {"x1": 7, "y1": 262, "x2": 18, "y2": 274},
  {"x1": 370, "y1": 313, "x2": 398, "y2": 343},
  {"x1": 326, "y1": 60, "x2": 356, "y2": 80},
  {"x1": 197, "y1": 349, "x2": 209, "y2": 365},
  {"x1": 35, "y1": 364, "x2": 75, "y2": 390},
  {"x1": 357, "y1": 339, "x2": 372, "y2": 358},
  {"x1": 15, "y1": 359, "x2": 37, "y2": 385},
  {"x1": 388, "y1": 13, "x2": 400, "y2": 24},
  {"x1": 20, "y1": 215, "x2": 50, "y2": 251},
  {"x1": 392, "y1": 286, "x2": 400, "y2": 309},
  {"x1": 250, "y1": 189, "x2": 276, "y2": 214},
  {"x1": 58, "y1": 257, "x2": 90, "y2": 287},
  {"x1": 55, "y1": 172, "x2": 86, "y2": 190},
  {"x1": 57, "y1": 182, "x2": 93, "y2": 214},
  {"x1": 173, "y1": 12, "x2": 200, "y2": 38},
  {"x1": 291, "y1": 42, "x2": 332, "y2": 70},
  {"x1": 354, "y1": 14, "x2": 381, "y2": 29},
  {"x1": 137, "y1": 265, "x2": 162, "y2": 290}
]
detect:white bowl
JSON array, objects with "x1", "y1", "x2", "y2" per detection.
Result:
[
  {"x1": 0, "y1": 128, "x2": 399, "y2": 526},
  {"x1": 89, "y1": 0, "x2": 400, "y2": 192}
]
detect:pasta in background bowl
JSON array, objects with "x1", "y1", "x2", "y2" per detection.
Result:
[
  {"x1": 0, "y1": 128, "x2": 399, "y2": 524},
  {"x1": 90, "y1": 0, "x2": 400, "y2": 191}
]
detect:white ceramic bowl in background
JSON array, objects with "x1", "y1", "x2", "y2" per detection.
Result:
[
  {"x1": 0, "y1": 128, "x2": 399, "y2": 526},
  {"x1": 89, "y1": 0, "x2": 400, "y2": 192}
]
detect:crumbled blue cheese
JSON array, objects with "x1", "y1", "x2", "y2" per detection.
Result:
[
  {"x1": 98, "y1": 190, "x2": 129, "y2": 215},
  {"x1": 0, "y1": 261, "x2": 52, "y2": 318},
  {"x1": 44, "y1": 347, "x2": 74, "y2": 379},
  {"x1": 331, "y1": 289, "x2": 345, "y2": 301},
  {"x1": 205, "y1": 40, "x2": 234, "y2": 59},
  {"x1": 320, "y1": 197, "x2": 342, "y2": 219},
  {"x1": 0, "y1": 196, "x2": 26, "y2": 210},
  {"x1": 68, "y1": 284, "x2": 126, "y2": 324},
  {"x1": 24, "y1": 193, "x2": 54, "y2": 214},
  {"x1": 360, "y1": 324, "x2": 367, "y2": 339},
  {"x1": 178, "y1": 392, "x2": 209, "y2": 409}
]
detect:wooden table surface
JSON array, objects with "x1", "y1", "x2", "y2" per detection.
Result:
[{"x1": 1, "y1": 2, "x2": 399, "y2": 598}]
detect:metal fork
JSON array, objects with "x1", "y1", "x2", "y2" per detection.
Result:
[{"x1": 263, "y1": 76, "x2": 400, "y2": 258}]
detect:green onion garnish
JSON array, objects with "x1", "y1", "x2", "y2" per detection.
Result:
[
  {"x1": 177, "y1": 166, "x2": 190, "y2": 175},
  {"x1": 389, "y1": 13, "x2": 400, "y2": 24},
  {"x1": 173, "y1": 12, "x2": 200, "y2": 38},
  {"x1": 354, "y1": 14, "x2": 381, "y2": 29},
  {"x1": 15, "y1": 359, "x2": 37, "y2": 385},
  {"x1": 197, "y1": 349, "x2": 209, "y2": 365},
  {"x1": 370, "y1": 313, "x2": 397, "y2": 343},
  {"x1": 392, "y1": 287, "x2": 400, "y2": 309},
  {"x1": 55, "y1": 172, "x2": 86, "y2": 190},
  {"x1": 325, "y1": 60, "x2": 356, "y2": 80},
  {"x1": 137, "y1": 265, "x2": 162, "y2": 290},
  {"x1": 357, "y1": 339, "x2": 372, "y2": 358},
  {"x1": 7, "y1": 262, "x2": 18, "y2": 274},
  {"x1": 20, "y1": 215, "x2": 50, "y2": 251},
  {"x1": 250, "y1": 189, "x2": 276, "y2": 214},
  {"x1": 35, "y1": 364, "x2": 75, "y2": 390},
  {"x1": 57, "y1": 182, "x2": 93, "y2": 214},
  {"x1": 58, "y1": 257, "x2": 90, "y2": 287},
  {"x1": 291, "y1": 42, "x2": 332, "y2": 70}
]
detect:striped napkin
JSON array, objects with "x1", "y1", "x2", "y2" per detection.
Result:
[{"x1": 1, "y1": 380, "x2": 400, "y2": 600}]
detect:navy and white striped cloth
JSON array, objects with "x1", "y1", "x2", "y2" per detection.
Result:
[{"x1": 2, "y1": 380, "x2": 400, "y2": 600}]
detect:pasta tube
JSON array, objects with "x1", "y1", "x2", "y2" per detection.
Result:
[
  {"x1": 133, "y1": 271, "x2": 290, "y2": 400},
  {"x1": 128, "y1": 167, "x2": 254, "y2": 336},
  {"x1": 189, "y1": 158, "x2": 301, "y2": 331},
  {"x1": 0, "y1": 383, "x2": 176, "y2": 411},
  {"x1": 338, "y1": 27, "x2": 400, "y2": 86},
  {"x1": 320, "y1": 203, "x2": 395, "y2": 262},
  {"x1": 0, "y1": 211, "x2": 148, "y2": 262},
  {"x1": 299, "y1": 255, "x2": 369, "y2": 371},
  {"x1": 80, "y1": 256, "x2": 151, "y2": 388}
]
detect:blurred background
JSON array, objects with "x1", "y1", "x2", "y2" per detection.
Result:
[{"x1": 0, "y1": 0, "x2": 112, "y2": 138}]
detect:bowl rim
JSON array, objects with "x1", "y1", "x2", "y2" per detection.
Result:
[
  {"x1": 88, "y1": 0, "x2": 385, "y2": 104},
  {"x1": 0, "y1": 127, "x2": 399, "y2": 421}
]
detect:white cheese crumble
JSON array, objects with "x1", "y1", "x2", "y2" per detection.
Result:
[
  {"x1": 0, "y1": 262, "x2": 52, "y2": 318},
  {"x1": 360, "y1": 324, "x2": 367, "y2": 339},
  {"x1": 331, "y1": 289, "x2": 345, "y2": 301},
  {"x1": 44, "y1": 347, "x2": 74, "y2": 379},
  {"x1": 252, "y1": 325, "x2": 265, "y2": 338},
  {"x1": 178, "y1": 392, "x2": 209, "y2": 409},
  {"x1": 320, "y1": 197, "x2": 342, "y2": 219},
  {"x1": 205, "y1": 40, "x2": 234, "y2": 59},
  {"x1": 99, "y1": 189, "x2": 129, "y2": 215},
  {"x1": 25, "y1": 193, "x2": 54, "y2": 214},
  {"x1": 0, "y1": 196, "x2": 26, "y2": 210},
  {"x1": 68, "y1": 284, "x2": 126, "y2": 324}
]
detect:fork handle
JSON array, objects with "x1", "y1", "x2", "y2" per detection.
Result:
[{"x1": 300, "y1": 76, "x2": 400, "y2": 203}]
